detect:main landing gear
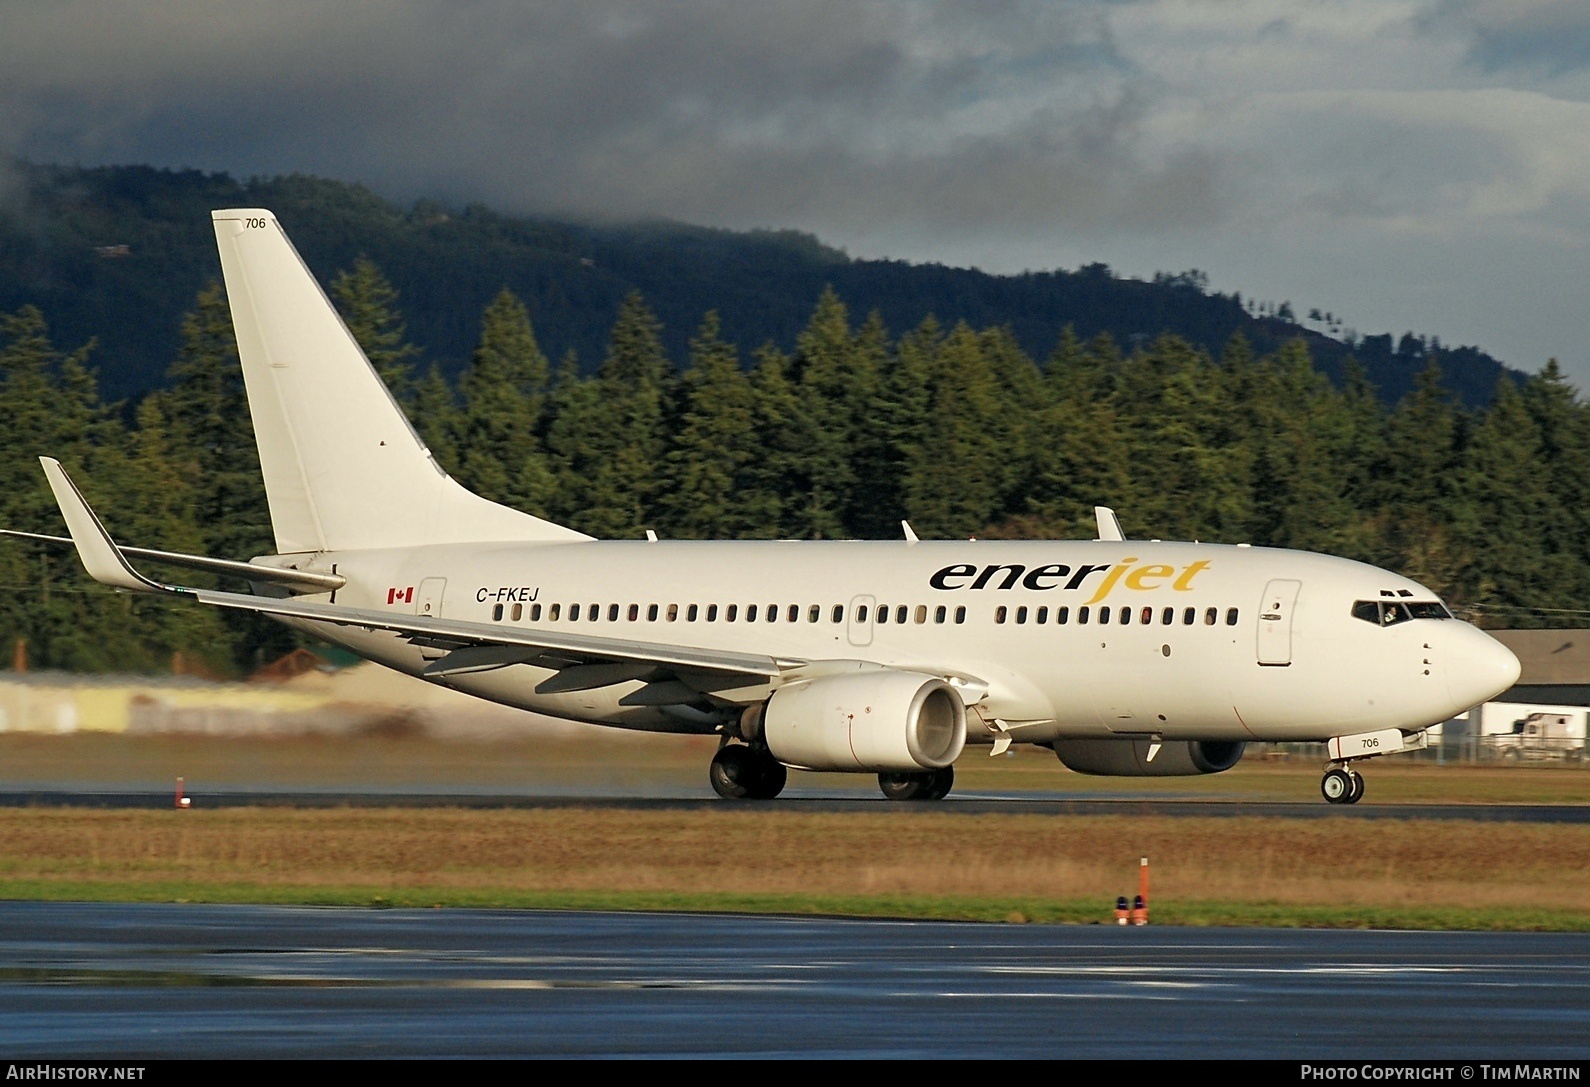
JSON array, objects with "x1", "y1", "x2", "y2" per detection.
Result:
[
  {"x1": 878, "y1": 767, "x2": 954, "y2": 801},
  {"x1": 709, "y1": 742, "x2": 787, "y2": 800},
  {"x1": 1320, "y1": 765, "x2": 1365, "y2": 805}
]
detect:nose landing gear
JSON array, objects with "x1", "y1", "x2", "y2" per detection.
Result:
[
  {"x1": 1320, "y1": 727, "x2": 1428, "y2": 805},
  {"x1": 1320, "y1": 765, "x2": 1365, "y2": 805}
]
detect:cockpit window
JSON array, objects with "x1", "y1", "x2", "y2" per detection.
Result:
[{"x1": 1352, "y1": 599, "x2": 1451, "y2": 625}]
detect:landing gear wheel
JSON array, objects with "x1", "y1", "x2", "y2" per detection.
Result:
[
  {"x1": 1345, "y1": 769, "x2": 1365, "y2": 805},
  {"x1": 878, "y1": 767, "x2": 954, "y2": 801},
  {"x1": 1321, "y1": 767, "x2": 1355, "y2": 805},
  {"x1": 710, "y1": 745, "x2": 787, "y2": 800},
  {"x1": 924, "y1": 766, "x2": 954, "y2": 800}
]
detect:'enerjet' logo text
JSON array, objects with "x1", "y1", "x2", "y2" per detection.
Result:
[{"x1": 929, "y1": 558, "x2": 1211, "y2": 605}]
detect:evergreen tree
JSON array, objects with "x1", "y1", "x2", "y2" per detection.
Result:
[
  {"x1": 451, "y1": 288, "x2": 556, "y2": 515},
  {"x1": 411, "y1": 364, "x2": 459, "y2": 473},
  {"x1": 656, "y1": 313, "x2": 769, "y2": 538},
  {"x1": 331, "y1": 257, "x2": 421, "y2": 401},
  {"x1": 901, "y1": 323, "x2": 1007, "y2": 538},
  {"x1": 1449, "y1": 377, "x2": 1560, "y2": 617},
  {"x1": 157, "y1": 282, "x2": 269, "y2": 562},
  {"x1": 1019, "y1": 330, "x2": 1131, "y2": 538},
  {"x1": 789, "y1": 287, "x2": 868, "y2": 539},
  {"x1": 544, "y1": 291, "x2": 674, "y2": 539}
]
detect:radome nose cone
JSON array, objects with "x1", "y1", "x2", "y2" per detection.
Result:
[{"x1": 1446, "y1": 627, "x2": 1521, "y2": 710}]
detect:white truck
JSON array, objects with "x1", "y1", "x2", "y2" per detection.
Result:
[
  {"x1": 1459, "y1": 702, "x2": 1588, "y2": 763},
  {"x1": 1490, "y1": 711, "x2": 1585, "y2": 762}
]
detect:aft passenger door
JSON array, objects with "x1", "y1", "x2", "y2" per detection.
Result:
[
  {"x1": 415, "y1": 577, "x2": 446, "y2": 618},
  {"x1": 1256, "y1": 579, "x2": 1301, "y2": 666}
]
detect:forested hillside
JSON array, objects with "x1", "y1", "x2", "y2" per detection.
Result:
[
  {"x1": 0, "y1": 269, "x2": 1583, "y2": 675},
  {"x1": 0, "y1": 162, "x2": 1515, "y2": 405}
]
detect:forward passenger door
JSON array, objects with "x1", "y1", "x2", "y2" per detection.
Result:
[{"x1": 1257, "y1": 579, "x2": 1301, "y2": 666}]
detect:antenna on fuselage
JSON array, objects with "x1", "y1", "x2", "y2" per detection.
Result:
[
  {"x1": 1094, "y1": 506, "x2": 1125, "y2": 542},
  {"x1": 901, "y1": 521, "x2": 919, "y2": 545}
]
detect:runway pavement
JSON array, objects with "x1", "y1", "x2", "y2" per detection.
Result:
[
  {"x1": 0, "y1": 902, "x2": 1585, "y2": 1058},
  {"x1": 1, "y1": 786, "x2": 1588, "y2": 822}
]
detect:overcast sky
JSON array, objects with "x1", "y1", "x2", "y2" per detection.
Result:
[{"x1": 3, "y1": 0, "x2": 1589, "y2": 382}]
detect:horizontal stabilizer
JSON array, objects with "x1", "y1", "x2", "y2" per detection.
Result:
[
  {"x1": 0, "y1": 529, "x2": 344, "y2": 593},
  {"x1": 39, "y1": 457, "x2": 165, "y2": 593}
]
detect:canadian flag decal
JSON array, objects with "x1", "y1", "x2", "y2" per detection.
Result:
[{"x1": 387, "y1": 586, "x2": 414, "y2": 605}]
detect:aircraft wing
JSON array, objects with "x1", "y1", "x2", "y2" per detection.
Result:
[{"x1": 33, "y1": 457, "x2": 788, "y2": 688}]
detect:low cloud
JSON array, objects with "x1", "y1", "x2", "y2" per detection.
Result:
[{"x1": 1, "y1": 1, "x2": 1588, "y2": 378}]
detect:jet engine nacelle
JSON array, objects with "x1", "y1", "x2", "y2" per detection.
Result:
[
  {"x1": 762, "y1": 671, "x2": 966, "y2": 772},
  {"x1": 1052, "y1": 738, "x2": 1246, "y2": 776}
]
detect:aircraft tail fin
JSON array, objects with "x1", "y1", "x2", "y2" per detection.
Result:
[{"x1": 211, "y1": 209, "x2": 589, "y2": 553}]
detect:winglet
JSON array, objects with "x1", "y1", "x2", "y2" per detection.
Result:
[
  {"x1": 39, "y1": 458, "x2": 166, "y2": 592},
  {"x1": 1094, "y1": 506, "x2": 1125, "y2": 542}
]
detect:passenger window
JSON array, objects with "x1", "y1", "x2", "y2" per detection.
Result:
[
  {"x1": 708, "y1": 604, "x2": 719, "y2": 622},
  {"x1": 996, "y1": 606, "x2": 1008, "y2": 624},
  {"x1": 877, "y1": 605, "x2": 888, "y2": 625},
  {"x1": 748, "y1": 604, "x2": 758, "y2": 622},
  {"x1": 550, "y1": 603, "x2": 561, "y2": 621},
  {"x1": 569, "y1": 604, "x2": 580, "y2": 621},
  {"x1": 1036, "y1": 606, "x2": 1048, "y2": 624},
  {"x1": 1016, "y1": 606, "x2": 1028, "y2": 624},
  {"x1": 627, "y1": 604, "x2": 638, "y2": 621},
  {"x1": 1183, "y1": 607, "x2": 1195, "y2": 625},
  {"x1": 856, "y1": 604, "x2": 867, "y2": 623},
  {"x1": 727, "y1": 604, "x2": 738, "y2": 622},
  {"x1": 1079, "y1": 606, "x2": 1090, "y2": 625},
  {"x1": 531, "y1": 604, "x2": 542, "y2": 621},
  {"x1": 647, "y1": 604, "x2": 658, "y2": 621},
  {"x1": 1100, "y1": 606, "x2": 1111, "y2": 624},
  {"x1": 789, "y1": 605, "x2": 800, "y2": 622},
  {"x1": 1143, "y1": 607, "x2": 1155, "y2": 625},
  {"x1": 767, "y1": 604, "x2": 777, "y2": 623},
  {"x1": 1204, "y1": 607, "x2": 1217, "y2": 626},
  {"x1": 914, "y1": 605, "x2": 927, "y2": 624},
  {"x1": 832, "y1": 605, "x2": 844, "y2": 623},
  {"x1": 1226, "y1": 607, "x2": 1239, "y2": 626},
  {"x1": 1161, "y1": 607, "x2": 1173, "y2": 625},
  {"x1": 1120, "y1": 607, "x2": 1130, "y2": 626},
  {"x1": 608, "y1": 604, "x2": 619, "y2": 621},
  {"x1": 667, "y1": 604, "x2": 679, "y2": 621},
  {"x1": 895, "y1": 605, "x2": 907, "y2": 624},
  {"x1": 809, "y1": 605, "x2": 821, "y2": 623},
  {"x1": 687, "y1": 604, "x2": 698, "y2": 622},
  {"x1": 954, "y1": 606, "x2": 966, "y2": 624},
  {"x1": 935, "y1": 605, "x2": 947, "y2": 624},
  {"x1": 1057, "y1": 606, "x2": 1069, "y2": 625},
  {"x1": 492, "y1": 603, "x2": 504, "y2": 621},
  {"x1": 511, "y1": 603, "x2": 522, "y2": 622}
]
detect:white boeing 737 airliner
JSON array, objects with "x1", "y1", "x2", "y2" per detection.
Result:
[{"x1": 8, "y1": 209, "x2": 1523, "y2": 804}]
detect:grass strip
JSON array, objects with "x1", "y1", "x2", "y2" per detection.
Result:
[{"x1": 3, "y1": 879, "x2": 1588, "y2": 932}]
